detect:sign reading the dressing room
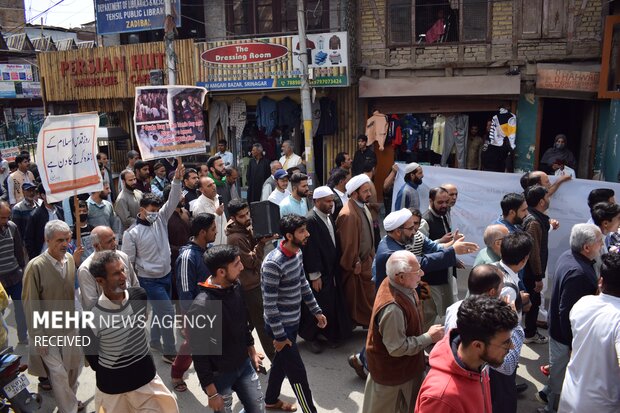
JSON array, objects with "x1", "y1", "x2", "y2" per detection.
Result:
[{"x1": 196, "y1": 32, "x2": 349, "y2": 91}]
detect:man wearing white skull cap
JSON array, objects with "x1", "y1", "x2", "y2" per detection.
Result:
[{"x1": 395, "y1": 163, "x2": 424, "y2": 211}]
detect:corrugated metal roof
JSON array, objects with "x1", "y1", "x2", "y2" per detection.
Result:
[
  {"x1": 76, "y1": 41, "x2": 95, "y2": 49},
  {"x1": 55, "y1": 38, "x2": 77, "y2": 51},
  {"x1": 6, "y1": 33, "x2": 34, "y2": 51},
  {"x1": 31, "y1": 36, "x2": 57, "y2": 52}
]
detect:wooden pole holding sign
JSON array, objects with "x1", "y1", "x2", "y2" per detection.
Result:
[{"x1": 74, "y1": 194, "x2": 81, "y2": 249}]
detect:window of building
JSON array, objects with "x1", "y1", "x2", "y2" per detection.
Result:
[
  {"x1": 519, "y1": 0, "x2": 566, "y2": 39},
  {"x1": 226, "y1": 0, "x2": 329, "y2": 38},
  {"x1": 386, "y1": 0, "x2": 489, "y2": 46}
]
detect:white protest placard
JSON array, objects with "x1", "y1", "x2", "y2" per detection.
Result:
[
  {"x1": 134, "y1": 85, "x2": 208, "y2": 161},
  {"x1": 392, "y1": 165, "x2": 620, "y2": 275},
  {"x1": 36, "y1": 113, "x2": 102, "y2": 203}
]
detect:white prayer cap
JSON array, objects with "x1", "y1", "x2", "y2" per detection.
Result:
[
  {"x1": 383, "y1": 208, "x2": 413, "y2": 232},
  {"x1": 405, "y1": 162, "x2": 421, "y2": 174},
  {"x1": 313, "y1": 186, "x2": 334, "y2": 200},
  {"x1": 345, "y1": 174, "x2": 371, "y2": 195}
]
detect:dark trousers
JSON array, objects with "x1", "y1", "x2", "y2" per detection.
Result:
[
  {"x1": 489, "y1": 369, "x2": 517, "y2": 413},
  {"x1": 481, "y1": 144, "x2": 508, "y2": 172},
  {"x1": 242, "y1": 286, "x2": 275, "y2": 361},
  {"x1": 523, "y1": 276, "x2": 542, "y2": 338},
  {"x1": 5, "y1": 280, "x2": 27, "y2": 342},
  {"x1": 265, "y1": 325, "x2": 316, "y2": 413}
]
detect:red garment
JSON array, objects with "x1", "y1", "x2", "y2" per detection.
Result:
[
  {"x1": 425, "y1": 18, "x2": 445, "y2": 43},
  {"x1": 390, "y1": 114, "x2": 403, "y2": 148},
  {"x1": 415, "y1": 331, "x2": 492, "y2": 413}
]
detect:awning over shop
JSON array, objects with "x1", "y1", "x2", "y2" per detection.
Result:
[{"x1": 359, "y1": 75, "x2": 521, "y2": 98}]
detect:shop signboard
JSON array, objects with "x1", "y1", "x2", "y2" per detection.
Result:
[
  {"x1": 0, "y1": 64, "x2": 33, "y2": 82},
  {"x1": 21, "y1": 82, "x2": 41, "y2": 98},
  {"x1": 537, "y1": 64, "x2": 600, "y2": 93},
  {"x1": 95, "y1": 0, "x2": 181, "y2": 35},
  {"x1": 36, "y1": 113, "x2": 103, "y2": 203},
  {"x1": 133, "y1": 85, "x2": 208, "y2": 161},
  {"x1": 196, "y1": 31, "x2": 349, "y2": 91}
]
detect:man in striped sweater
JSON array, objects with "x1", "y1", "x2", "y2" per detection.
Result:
[
  {"x1": 83, "y1": 250, "x2": 178, "y2": 412},
  {"x1": 261, "y1": 214, "x2": 327, "y2": 413}
]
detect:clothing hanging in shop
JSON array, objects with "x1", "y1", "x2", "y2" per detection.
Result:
[
  {"x1": 387, "y1": 114, "x2": 402, "y2": 147},
  {"x1": 256, "y1": 96, "x2": 278, "y2": 135},
  {"x1": 441, "y1": 114, "x2": 469, "y2": 168},
  {"x1": 365, "y1": 110, "x2": 389, "y2": 150},
  {"x1": 488, "y1": 108, "x2": 517, "y2": 149},
  {"x1": 208, "y1": 100, "x2": 229, "y2": 147},
  {"x1": 310, "y1": 99, "x2": 321, "y2": 138},
  {"x1": 400, "y1": 114, "x2": 422, "y2": 153},
  {"x1": 316, "y1": 97, "x2": 338, "y2": 136},
  {"x1": 277, "y1": 97, "x2": 301, "y2": 139},
  {"x1": 431, "y1": 115, "x2": 446, "y2": 155},
  {"x1": 229, "y1": 97, "x2": 247, "y2": 142}
]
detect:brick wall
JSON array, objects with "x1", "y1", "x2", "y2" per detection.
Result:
[
  {"x1": 358, "y1": 0, "x2": 604, "y2": 76},
  {"x1": 0, "y1": 1, "x2": 25, "y2": 33}
]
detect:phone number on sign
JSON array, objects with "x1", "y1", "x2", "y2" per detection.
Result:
[{"x1": 277, "y1": 77, "x2": 346, "y2": 87}]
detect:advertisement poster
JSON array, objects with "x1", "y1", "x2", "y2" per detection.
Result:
[
  {"x1": 36, "y1": 113, "x2": 103, "y2": 203},
  {"x1": 133, "y1": 85, "x2": 207, "y2": 161},
  {"x1": 95, "y1": 0, "x2": 181, "y2": 35},
  {"x1": 0, "y1": 64, "x2": 33, "y2": 82},
  {"x1": 196, "y1": 31, "x2": 349, "y2": 91}
]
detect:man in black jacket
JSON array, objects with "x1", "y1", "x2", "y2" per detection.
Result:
[
  {"x1": 541, "y1": 223, "x2": 603, "y2": 412},
  {"x1": 246, "y1": 143, "x2": 271, "y2": 203},
  {"x1": 24, "y1": 184, "x2": 64, "y2": 260},
  {"x1": 300, "y1": 186, "x2": 352, "y2": 352},
  {"x1": 188, "y1": 245, "x2": 265, "y2": 413},
  {"x1": 421, "y1": 187, "x2": 461, "y2": 324},
  {"x1": 352, "y1": 135, "x2": 377, "y2": 176}
]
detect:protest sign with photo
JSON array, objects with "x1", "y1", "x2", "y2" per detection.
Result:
[
  {"x1": 0, "y1": 146, "x2": 20, "y2": 162},
  {"x1": 36, "y1": 113, "x2": 103, "y2": 203},
  {"x1": 133, "y1": 85, "x2": 208, "y2": 161}
]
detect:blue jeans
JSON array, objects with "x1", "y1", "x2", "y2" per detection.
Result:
[
  {"x1": 138, "y1": 273, "x2": 176, "y2": 354},
  {"x1": 5, "y1": 281, "x2": 27, "y2": 342},
  {"x1": 542, "y1": 338, "x2": 570, "y2": 412},
  {"x1": 213, "y1": 357, "x2": 264, "y2": 413}
]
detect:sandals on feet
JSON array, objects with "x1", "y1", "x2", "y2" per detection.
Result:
[
  {"x1": 172, "y1": 380, "x2": 188, "y2": 392},
  {"x1": 266, "y1": 399, "x2": 297, "y2": 412}
]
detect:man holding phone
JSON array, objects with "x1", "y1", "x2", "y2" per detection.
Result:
[{"x1": 191, "y1": 176, "x2": 227, "y2": 245}]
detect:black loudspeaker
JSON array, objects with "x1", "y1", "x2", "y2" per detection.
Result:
[{"x1": 250, "y1": 201, "x2": 281, "y2": 238}]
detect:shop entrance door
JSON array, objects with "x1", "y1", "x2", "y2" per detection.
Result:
[{"x1": 539, "y1": 98, "x2": 597, "y2": 178}]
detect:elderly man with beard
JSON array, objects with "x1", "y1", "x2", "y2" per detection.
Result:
[
  {"x1": 261, "y1": 214, "x2": 326, "y2": 413},
  {"x1": 226, "y1": 198, "x2": 278, "y2": 362},
  {"x1": 336, "y1": 174, "x2": 376, "y2": 328},
  {"x1": 78, "y1": 226, "x2": 140, "y2": 311},
  {"x1": 23, "y1": 220, "x2": 84, "y2": 412},
  {"x1": 279, "y1": 172, "x2": 309, "y2": 217},
  {"x1": 395, "y1": 162, "x2": 424, "y2": 211},
  {"x1": 362, "y1": 251, "x2": 445, "y2": 413},
  {"x1": 300, "y1": 187, "x2": 352, "y2": 353},
  {"x1": 114, "y1": 169, "x2": 143, "y2": 233}
]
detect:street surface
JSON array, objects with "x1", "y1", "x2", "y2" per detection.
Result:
[{"x1": 5, "y1": 269, "x2": 549, "y2": 412}]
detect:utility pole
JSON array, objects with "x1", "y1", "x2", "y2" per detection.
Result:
[
  {"x1": 297, "y1": 0, "x2": 316, "y2": 188},
  {"x1": 164, "y1": 0, "x2": 176, "y2": 85}
]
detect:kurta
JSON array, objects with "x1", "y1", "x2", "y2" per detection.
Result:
[
  {"x1": 336, "y1": 199, "x2": 376, "y2": 327},
  {"x1": 22, "y1": 252, "x2": 81, "y2": 376},
  {"x1": 299, "y1": 209, "x2": 352, "y2": 342}
]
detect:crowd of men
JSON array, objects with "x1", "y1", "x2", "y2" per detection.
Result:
[{"x1": 0, "y1": 138, "x2": 618, "y2": 413}]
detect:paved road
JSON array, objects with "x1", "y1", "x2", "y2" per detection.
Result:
[{"x1": 5, "y1": 270, "x2": 550, "y2": 412}]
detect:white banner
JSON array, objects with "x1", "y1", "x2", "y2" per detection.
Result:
[
  {"x1": 393, "y1": 165, "x2": 620, "y2": 274},
  {"x1": 36, "y1": 113, "x2": 102, "y2": 203}
]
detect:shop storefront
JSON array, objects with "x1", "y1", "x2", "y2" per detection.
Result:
[
  {"x1": 194, "y1": 31, "x2": 360, "y2": 185},
  {"x1": 37, "y1": 39, "x2": 195, "y2": 176},
  {"x1": 359, "y1": 74, "x2": 521, "y2": 198}
]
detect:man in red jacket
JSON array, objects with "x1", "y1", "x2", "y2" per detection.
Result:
[{"x1": 415, "y1": 295, "x2": 518, "y2": 413}]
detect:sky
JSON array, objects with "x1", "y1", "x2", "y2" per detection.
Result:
[{"x1": 24, "y1": 0, "x2": 95, "y2": 29}]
